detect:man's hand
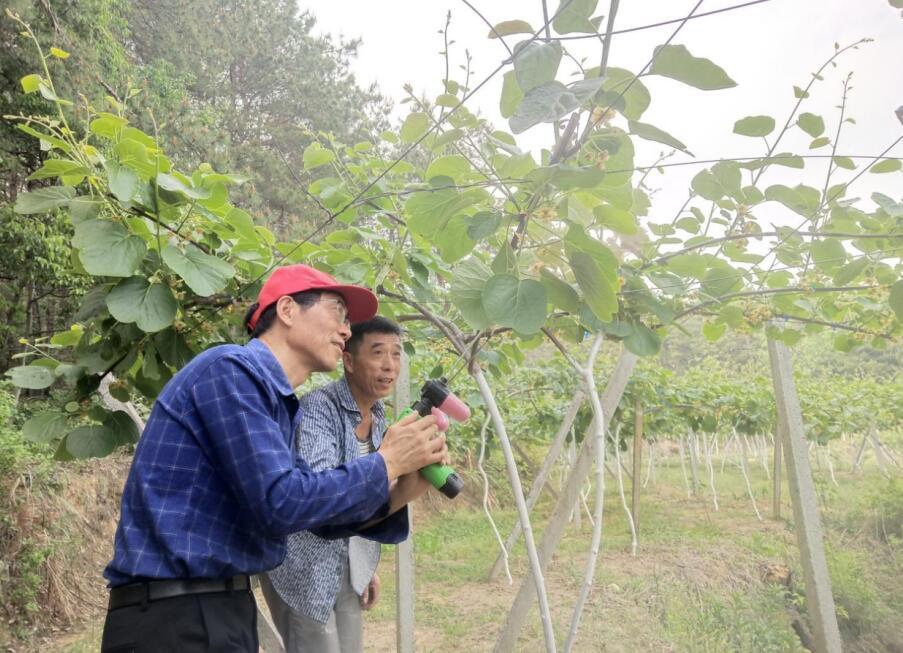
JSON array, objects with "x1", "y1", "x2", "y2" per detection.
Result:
[
  {"x1": 359, "y1": 573, "x2": 380, "y2": 610},
  {"x1": 378, "y1": 412, "x2": 446, "y2": 481}
]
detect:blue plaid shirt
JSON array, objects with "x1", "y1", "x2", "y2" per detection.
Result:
[{"x1": 104, "y1": 339, "x2": 407, "y2": 587}]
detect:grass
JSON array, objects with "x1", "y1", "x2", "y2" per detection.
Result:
[
  {"x1": 22, "y1": 437, "x2": 903, "y2": 652},
  {"x1": 359, "y1": 440, "x2": 902, "y2": 652}
]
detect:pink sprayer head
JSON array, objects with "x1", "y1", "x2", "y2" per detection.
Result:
[
  {"x1": 437, "y1": 392, "x2": 471, "y2": 422},
  {"x1": 419, "y1": 378, "x2": 471, "y2": 431}
]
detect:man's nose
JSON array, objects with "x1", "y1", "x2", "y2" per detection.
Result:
[{"x1": 339, "y1": 322, "x2": 351, "y2": 341}]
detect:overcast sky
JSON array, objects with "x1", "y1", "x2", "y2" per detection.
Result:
[{"x1": 299, "y1": 0, "x2": 902, "y2": 232}]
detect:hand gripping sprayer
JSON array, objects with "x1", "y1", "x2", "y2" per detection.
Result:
[{"x1": 399, "y1": 378, "x2": 470, "y2": 498}]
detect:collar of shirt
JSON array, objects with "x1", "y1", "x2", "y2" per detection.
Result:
[
  {"x1": 334, "y1": 376, "x2": 386, "y2": 424},
  {"x1": 247, "y1": 338, "x2": 295, "y2": 397}
]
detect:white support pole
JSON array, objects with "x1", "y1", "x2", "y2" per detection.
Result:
[
  {"x1": 475, "y1": 367, "x2": 558, "y2": 653},
  {"x1": 253, "y1": 577, "x2": 285, "y2": 653},
  {"x1": 767, "y1": 338, "x2": 842, "y2": 653},
  {"x1": 687, "y1": 429, "x2": 701, "y2": 493},
  {"x1": 493, "y1": 349, "x2": 637, "y2": 653},
  {"x1": 488, "y1": 390, "x2": 586, "y2": 580},
  {"x1": 393, "y1": 352, "x2": 415, "y2": 653},
  {"x1": 563, "y1": 333, "x2": 606, "y2": 653},
  {"x1": 678, "y1": 432, "x2": 692, "y2": 498},
  {"x1": 773, "y1": 425, "x2": 784, "y2": 520}
]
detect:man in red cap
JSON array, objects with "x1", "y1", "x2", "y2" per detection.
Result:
[{"x1": 101, "y1": 264, "x2": 445, "y2": 653}]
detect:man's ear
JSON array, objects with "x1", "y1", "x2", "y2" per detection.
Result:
[
  {"x1": 342, "y1": 349, "x2": 354, "y2": 373},
  {"x1": 274, "y1": 295, "x2": 296, "y2": 327}
]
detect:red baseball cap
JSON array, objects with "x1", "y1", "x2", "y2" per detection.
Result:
[{"x1": 246, "y1": 264, "x2": 378, "y2": 332}]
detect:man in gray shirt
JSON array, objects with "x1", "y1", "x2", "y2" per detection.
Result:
[{"x1": 261, "y1": 317, "x2": 428, "y2": 652}]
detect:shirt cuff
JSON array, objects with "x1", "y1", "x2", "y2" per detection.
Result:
[{"x1": 310, "y1": 504, "x2": 409, "y2": 543}]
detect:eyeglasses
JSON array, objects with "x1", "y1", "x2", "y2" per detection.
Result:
[{"x1": 319, "y1": 297, "x2": 349, "y2": 325}]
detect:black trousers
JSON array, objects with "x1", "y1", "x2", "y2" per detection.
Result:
[{"x1": 101, "y1": 589, "x2": 259, "y2": 652}]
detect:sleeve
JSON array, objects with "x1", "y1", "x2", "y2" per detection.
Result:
[
  {"x1": 312, "y1": 501, "x2": 410, "y2": 544},
  {"x1": 296, "y1": 394, "x2": 341, "y2": 472},
  {"x1": 189, "y1": 356, "x2": 391, "y2": 537},
  {"x1": 298, "y1": 398, "x2": 409, "y2": 543}
]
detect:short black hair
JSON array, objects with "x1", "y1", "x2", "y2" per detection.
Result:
[
  {"x1": 244, "y1": 290, "x2": 322, "y2": 338},
  {"x1": 345, "y1": 316, "x2": 403, "y2": 354}
]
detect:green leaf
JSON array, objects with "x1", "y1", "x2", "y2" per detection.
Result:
[
  {"x1": 37, "y1": 82, "x2": 71, "y2": 105},
  {"x1": 565, "y1": 196, "x2": 594, "y2": 227},
  {"x1": 162, "y1": 245, "x2": 235, "y2": 296},
  {"x1": 666, "y1": 254, "x2": 707, "y2": 279},
  {"x1": 623, "y1": 324, "x2": 661, "y2": 356},
  {"x1": 224, "y1": 207, "x2": 259, "y2": 241},
  {"x1": 890, "y1": 0, "x2": 903, "y2": 7},
  {"x1": 433, "y1": 215, "x2": 475, "y2": 263},
  {"x1": 500, "y1": 71, "x2": 524, "y2": 119},
  {"x1": 104, "y1": 410, "x2": 140, "y2": 446},
  {"x1": 552, "y1": 0, "x2": 598, "y2": 34},
  {"x1": 14, "y1": 186, "x2": 75, "y2": 214},
  {"x1": 156, "y1": 172, "x2": 211, "y2": 199},
  {"x1": 450, "y1": 258, "x2": 492, "y2": 330},
  {"x1": 765, "y1": 184, "x2": 820, "y2": 218},
  {"x1": 435, "y1": 93, "x2": 458, "y2": 108},
  {"x1": 482, "y1": 275, "x2": 548, "y2": 334},
  {"x1": 466, "y1": 211, "x2": 502, "y2": 240},
  {"x1": 648, "y1": 44, "x2": 736, "y2": 90},
  {"x1": 691, "y1": 162, "x2": 741, "y2": 202},
  {"x1": 510, "y1": 78, "x2": 605, "y2": 133},
  {"x1": 27, "y1": 159, "x2": 89, "y2": 182},
  {"x1": 106, "y1": 277, "x2": 178, "y2": 333},
  {"x1": 809, "y1": 137, "x2": 831, "y2": 149},
  {"x1": 50, "y1": 325, "x2": 84, "y2": 346},
  {"x1": 65, "y1": 425, "x2": 118, "y2": 459},
  {"x1": 17, "y1": 124, "x2": 71, "y2": 152},
  {"x1": 810, "y1": 239, "x2": 846, "y2": 271},
  {"x1": 490, "y1": 20, "x2": 534, "y2": 37},
  {"x1": 49, "y1": 47, "x2": 70, "y2": 59},
  {"x1": 406, "y1": 188, "x2": 487, "y2": 239},
  {"x1": 400, "y1": 112, "x2": 430, "y2": 143},
  {"x1": 21, "y1": 74, "x2": 42, "y2": 93},
  {"x1": 567, "y1": 250, "x2": 618, "y2": 322},
  {"x1": 871, "y1": 192, "x2": 903, "y2": 217},
  {"x1": 594, "y1": 204, "x2": 637, "y2": 235},
  {"x1": 23, "y1": 412, "x2": 68, "y2": 443},
  {"x1": 793, "y1": 86, "x2": 810, "y2": 99},
  {"x1": 6, "y1": 365, "x2": 55, "y2": 389},
  {"x1": 565, "y1": 226, "x2": 619, "y2": 279},
  {"x1": 675, "y1": 217, "x2": 700, "y2": 234},
  {"x1": 540, "y1": 270, "x2": 580, "y2": 313},
  {"x1": 528, "y1": 163, "x2": 606, "y2": 190},
  {"x1": 302, "y1": 143, "x2": 336, "y2": 170},
  {"x1": 833, "y1": 156, "x2": 855, "y2": 170},
  {"x1": 491, "y1": 245, "x2": 518, "y2": 275},
  {"x1": 701, "y1": 261, "x2": 742, "y2": 297},
  {"x1": 628, "y1": 120, "x2": 691, "y2": 154},
  {"x1": 833, "y1": 257, "x2": 869, "y2": 286},
  {"x1": 104, "y1": 160, "x2": 139, "y2": 203},
  {"x1": 889, "y1": 280, "x2": 903, "y2": 322},
  {"x1": 513, "y1": 40, "x2": 562, "y2": 93},
  {"x1": 869, "y1": 159, "x2": 901, "y2": 174},
  {"x1": 425, "y1": 155, "x2": 471, "y2": 182},
  {"x1": 733, "y1": 115, "x2": 775, "y2": 137},
  {"x1": 155, "y1": 328, "x2": 193, "y2": 368},
  {"x1": 89, "y1": 113, "x2": 128, "y2": 139},
  {"x1": 797, "y1": 112, "x2": 825, "y2": 138},
  {"x1": 72, "y1": 219, "x2": 147, "y2": 277},
  {"x1": 594, "y1": 68, "x2": 650, "y2": 121}
]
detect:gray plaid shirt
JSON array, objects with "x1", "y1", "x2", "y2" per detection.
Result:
[{"x1": 265, "y1": 377, "x2": 387, "y2": 623}]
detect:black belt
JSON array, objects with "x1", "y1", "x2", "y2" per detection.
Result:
[{"x1": 108, "y1": 575, "x2": 251, "y2": 610}]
